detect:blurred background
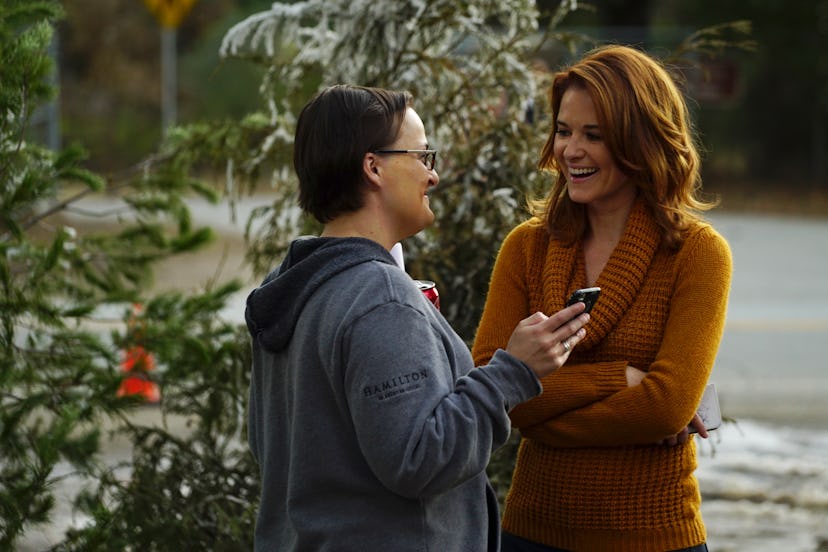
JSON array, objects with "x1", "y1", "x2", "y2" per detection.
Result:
[
  {"x1": 35, "y1": 0, "x2": 827, "y2": 210},
  {"x1": 7, "y1": 0, "x2": 828, "y2": 550}
]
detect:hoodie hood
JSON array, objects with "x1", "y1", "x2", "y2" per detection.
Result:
[{"x1": 245, "y1": 237, "x2": 397, "y2": 352}]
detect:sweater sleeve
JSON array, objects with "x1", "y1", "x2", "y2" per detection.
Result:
[
  {"x1": 471, "y1": 222, "x2": 533, "y2": 369},
  {"x1": 507, "y1": 360, "x2": 628, "y2": 428},
  {"x1": 520, "y1": 227, "x2": 733, "y2": 447}
]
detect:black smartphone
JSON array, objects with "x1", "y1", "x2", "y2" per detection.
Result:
[{"x1": 565, "y1": 287, "x2": 601, "y2": 314}]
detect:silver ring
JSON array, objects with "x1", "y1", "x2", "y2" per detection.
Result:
[{"x1": 561, "y1": 339, "x2": 571, "y2": 353}]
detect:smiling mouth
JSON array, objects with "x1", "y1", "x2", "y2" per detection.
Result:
[{"x1": 569, "y1": 167, "x2": 598, "y2": 178}]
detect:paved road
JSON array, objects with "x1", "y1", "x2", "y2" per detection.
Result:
[{"x1": 708, "y1": 212, "x2": 828, "y2": 427}]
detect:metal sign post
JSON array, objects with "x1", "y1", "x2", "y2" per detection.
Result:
[
  {"x1": 141, "y1": 0, "x2": 198, "y2": 136},
  {"x1": 161, "y1": 27, "x2": 176, "y2": 133}
]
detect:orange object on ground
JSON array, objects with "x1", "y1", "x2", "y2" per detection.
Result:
[{"x1": 117, "y1": 304, "x2": 160, "y2": 403}]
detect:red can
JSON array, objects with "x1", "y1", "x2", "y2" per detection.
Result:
[{"x1": 414, "y1": 279, "x2": 440, "y2": 311}]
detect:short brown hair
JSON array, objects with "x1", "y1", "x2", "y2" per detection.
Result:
[
  {"x1": 294, "y1": 85, "x2": 412, "y2": 223},
  {"x1": 533, "y1": 45, "x2": 714, "y2": 249}
]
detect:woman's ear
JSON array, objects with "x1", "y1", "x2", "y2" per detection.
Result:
[{"x1": 363, "y1": 152, "x2": 382, "y2": 187}]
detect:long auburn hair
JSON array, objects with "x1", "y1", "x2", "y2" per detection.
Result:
[{"x1": 531, "y1": 45, "x2": 716, "y2": 250}]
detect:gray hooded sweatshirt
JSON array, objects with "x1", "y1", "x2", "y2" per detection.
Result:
[{"x1": 245, "y1": 236, "x2": 541, "y2": 551}]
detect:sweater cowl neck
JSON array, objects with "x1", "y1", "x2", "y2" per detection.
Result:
[{"x1": 541, "y1": 198, "x2": 661, "y2": 348}]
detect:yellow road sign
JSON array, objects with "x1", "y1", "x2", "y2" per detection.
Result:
[{"x1": 143, "y1": 0, "x2": 198, "y2": 29}]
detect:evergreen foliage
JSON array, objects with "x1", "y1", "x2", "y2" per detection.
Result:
[
  {"x1": 58, "y1": 294, "x2": 257, "y2": 550},
  {"x1": 1, "y1": 1, "x2": 252, "y2": 548}
]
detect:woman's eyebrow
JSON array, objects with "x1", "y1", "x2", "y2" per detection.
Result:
[{"x1": 557, "y1": 119, "x2": 600, "y2": 130}]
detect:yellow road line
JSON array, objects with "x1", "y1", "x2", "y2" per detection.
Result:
[{"x1": 725, "y1": 319, "x2": 828, "y2": 332}]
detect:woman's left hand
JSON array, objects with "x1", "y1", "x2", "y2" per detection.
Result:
[{"x1": 658, "y1": 413, "x2": 708, "y2": 446}]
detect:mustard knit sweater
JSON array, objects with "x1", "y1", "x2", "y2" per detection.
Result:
[{"x1": 472, "y1": 200, "x2": 732, "y2": 552}]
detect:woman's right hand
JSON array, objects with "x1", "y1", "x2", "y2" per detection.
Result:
[{"x1": 505, "y1": 302, "x2": 590, "y2": 379}]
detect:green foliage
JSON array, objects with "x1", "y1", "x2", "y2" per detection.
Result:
[
  {"x1": 58, "y1": 292, "x2": 257, "y2": 551},
  {"x1": 178, "y1": 9, "x2": 269, "y2": 122},
  {"x1": 670, "y1": 20, "x2": 757, "y2": 62},
  {"x1": 1, "y1": 1, "x2": 249, "y2": 548}
]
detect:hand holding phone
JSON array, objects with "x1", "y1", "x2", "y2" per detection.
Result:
[{"x1": 566, "y1": 287, "x2": 601, "y2": 314}]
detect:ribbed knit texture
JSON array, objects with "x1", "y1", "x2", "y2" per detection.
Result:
[{"x1": 472, "y1": 199, "x2": 733, "y2": 551}]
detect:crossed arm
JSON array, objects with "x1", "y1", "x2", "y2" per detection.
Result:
[{"x1": 472, "y1": 226, "x2": 731, "y2": 448}]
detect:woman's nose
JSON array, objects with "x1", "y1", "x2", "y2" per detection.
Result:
[{"x1": 564, "y1": 136, "x2": 584, "y2": 159}]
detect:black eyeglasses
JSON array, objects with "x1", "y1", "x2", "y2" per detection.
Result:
[{"x1": 373, "y1": 149, "x2": 438, "y2": 171}]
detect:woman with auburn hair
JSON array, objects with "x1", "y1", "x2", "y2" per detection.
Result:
[{"x1": 472, "y1": 45, "x2": 732, "y2": 551}]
